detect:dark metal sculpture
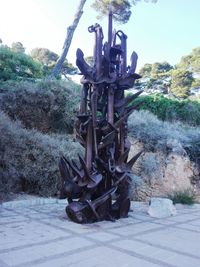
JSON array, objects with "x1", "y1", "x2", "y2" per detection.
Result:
[{"x1": 59, "y1": 11, "x2": 142, "y2": 224}]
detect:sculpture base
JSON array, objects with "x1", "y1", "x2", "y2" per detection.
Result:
[{"x1": 65, "y1": 197, "x2": 130, "y2": 224}]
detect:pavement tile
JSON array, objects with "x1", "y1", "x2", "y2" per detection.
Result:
[
  {"x1": 151, "y1": 249, "x2": 200, "y2": 267},
  {"x1": 112, "y1": 239, "x2": 200, "y2": 267},
  {"x1": 0, "y1": 209, "x2": 18, "y2": 217},
  {"x1": 0, "y1": 259, "x2": 9, "y2": 267},
  {"x1": 1, "y1": 201, "x2": 200, "y2": 267},
  {"x1": 151, "y1": 218, "x2": 178, "y2": 226},
  {"x1": 129, "y1": 213, "x2": 155, "y2": 222},
  {"x1": 85, "y1": 231, "x2": 119, "y2": 242},
  {"x1": 109, "y1": 221, "x2": 161, "y2": 236},
  {"x1": 10, "y1": 207, "x2": 40, "y2": 214},
  {"x1": 0, "y1": 215, "x2": 29, "y2": 224},
  {"x1": 163, "y1": 213, "x2": 200, "y2": 223},
  {"x1": 90, "y1": 219, "x2": 136, "y2": 230},
  {"x1": 31, "y1": 204, "x2": 66, "y2": 214},
  {"x1": 189, "y1": 218, "x2": 200, "y2": 226},
  {"x1": 0, "y1": 220, "x2": 71, "y2": 251},
  {"x1": 118, "y1": 216, "x2": 145, "y2": 224},
  {"x1": 0, "y1": 237, "x2": 94, "y2": 266},
  {"x1": 27, "y1": 246, "x2": 160, "y2": 267},
  {"x1": 23, "y1": 212, "x2": 56, "y2": 220},
  {"x1": 40, "y1": 218, "x2": 99, "y2": 234},
  {"x1": 175, "y1": 222, "x2": 200, "y2": 232},
  {"x1": 136, "y1": 227, "x2": 200, "y2": 257}
]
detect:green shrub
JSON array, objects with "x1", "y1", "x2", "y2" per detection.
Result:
[
  {"x1": 168, "y1": 190, "x2": 196, "y2": 205},
  {"x1": 0, "y1": 46, "x2": 43, "y2": 81},
  {"x1": 0, "y1": 111, "x2": 84, "y2": 198},
  {"x1": 0, "y1": 79, "x2": 81, "y2": 134},
  {"x1": 131, "y1": 94, "x2": 200, "y2": 126}
]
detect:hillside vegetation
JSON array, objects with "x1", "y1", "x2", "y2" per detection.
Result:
[
  {"x1": 0, "y1": 79, "x2": 80, "y2": 134},
  {"x1": 0, "y1": 79, "x2": 199, "y2": 200},
  {"x1": 131, "y1": 94, "x2": 200, "y2": 126},
  {"x1": 0, "y1": 110, "x2": 83, "y2": 199},
  {"x1": 0, "y1": 41, "x2": 200, "y2": 200},
  {"x1": 0, "y1": 79, "x2": 82, "y2": 199}
]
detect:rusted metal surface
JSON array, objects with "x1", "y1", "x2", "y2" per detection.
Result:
[{"x1": 59, "y1": 11, "x2": 142, "y2": 223}]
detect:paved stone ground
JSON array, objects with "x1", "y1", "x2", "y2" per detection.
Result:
[{"x1": 0, "y1": 200, "x2": 200, "y2": 267}]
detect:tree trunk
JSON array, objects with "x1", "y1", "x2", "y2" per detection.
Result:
[{"x1": 50, "y1": 0, "x2": 87, "y2": 78}]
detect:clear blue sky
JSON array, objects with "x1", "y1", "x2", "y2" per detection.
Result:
[{"x1": 0, "y1": 0, "x2": 200, "y2": 71}]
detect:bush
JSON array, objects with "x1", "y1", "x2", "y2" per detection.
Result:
[
  {"x1": 0, "y1": 46, "x2": 43, "y2": 81},
  {"x1": 168, "y1": 189, "x2": 196, "y2": 205},
  {"x1": 0, "y1": 79, "x2": 81, "y2": 134},
  {"x1": 128, "y1": 110, "x2": 200, "y2": 155},
  {"x1": 131, "y1": 94, "x2": 200, "y2": 126},
  {"x1": 0, "y1": 111, "x2": 84, "y2": 198}
]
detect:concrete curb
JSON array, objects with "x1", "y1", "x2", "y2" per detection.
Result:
[
  {"x1": 1, "y1": 198, "x2": 67, "y2": 209},
  {"x1": 1, "y1": 197, "x2": 200, "y2": 211},
  {"x1": 0, "y1": 198, "x2": 148, "y2": 211}
]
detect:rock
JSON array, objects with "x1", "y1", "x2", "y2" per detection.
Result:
[
  {"x1": 148, "y1": 197, "x2": 177, "y2": 218},
  {"x1": 129, "y1": 139, "x2": 199, "y2": 201},
  {"x1": 163, "y1": 153, "x2": 195, "y2": 193}
]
